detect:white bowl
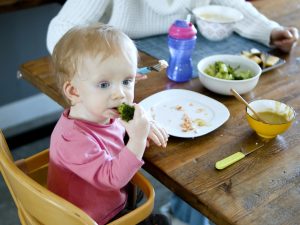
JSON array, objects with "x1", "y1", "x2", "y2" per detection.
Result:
[
  {"x1": 197, "y1": 54, "x2": 262, "y2": 95},
  {"x1": 192, "y1": 5, "x2": 243, "y2": 41}
]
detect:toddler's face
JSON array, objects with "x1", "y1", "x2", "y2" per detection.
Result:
[{"x1": 71, "y1": 54, "x2": 136, "y2": 124}]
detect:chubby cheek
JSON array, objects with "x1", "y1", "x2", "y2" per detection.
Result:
[
  {"x1": 126, "y1": 88, "x2": 135, "y2": 103},
  {"x1": 89, "y1": 103, "x2": 107, "y2": 118},
  {"x1": 84, "y1": 94, "x2": 107, "y2": 113},
  {"x1": 86, "y1": 96, "x2": 103, "y2": 109},
  {"x1": 90, "y1": 105, "x2": 112, "y2": 123}
]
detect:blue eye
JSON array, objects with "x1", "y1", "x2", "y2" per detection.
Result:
[
  {"x1": 122, "y1": 79, "x2": 133, "y2": 86},
  {"x1": 98, "y1": 82, "x2": 110, "y2": 89}
]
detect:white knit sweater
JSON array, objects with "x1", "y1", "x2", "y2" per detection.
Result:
[{"x1": 46, "y1": 0, "x2": 280, "y2": 53}]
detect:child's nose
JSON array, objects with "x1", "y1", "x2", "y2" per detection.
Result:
[{"x1": 112, "y1": 87, "x2": 126, "y2": 99}]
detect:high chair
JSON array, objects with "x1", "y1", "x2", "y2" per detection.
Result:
[{"x1": 0, "y1": 130, "x2": 155, "y2": 225}]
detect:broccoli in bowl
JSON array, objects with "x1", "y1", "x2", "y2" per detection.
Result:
[
  {"x1": 204, "y1": 61, "x2": 253, "y2": 80},
  {"x1": 197, "y1": 54, "x2": 262, "y2": 95}
]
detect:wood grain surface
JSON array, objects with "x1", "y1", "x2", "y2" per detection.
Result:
[
  {"x1": 0, "y1": 0, "x2": 65, "y2": 13},
  {"x1": 19, "y1": 1, "x2": 300, "y2": 224}
]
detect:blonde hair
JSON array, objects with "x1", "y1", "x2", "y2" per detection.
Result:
[{"x1": 52, "y1": 23, "x2": 138, "y2": 104}]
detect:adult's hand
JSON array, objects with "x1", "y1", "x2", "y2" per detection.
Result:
[{"x1": 270, "y1": 27, "x2": 299, "y2": 53}]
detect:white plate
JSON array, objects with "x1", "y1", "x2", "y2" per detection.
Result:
[
  {"x1": 262, "y1": 57, "x2": 286, "y2": 73},
  {"x1": 139, "y1": 89, "x2": 230, "y2": 138}
]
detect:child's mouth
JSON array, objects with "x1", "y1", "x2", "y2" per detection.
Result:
[{"x1": 110, "y1": 107, "x2": 120, "y2": 116}]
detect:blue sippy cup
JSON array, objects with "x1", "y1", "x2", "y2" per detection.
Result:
[{"x1": 167, "y1": 19, "x2": 197, "y2": 82}]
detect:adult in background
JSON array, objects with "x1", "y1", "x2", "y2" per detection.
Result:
[{"x1": 46, "y1": 0, "x2": 298, "y2": 54}]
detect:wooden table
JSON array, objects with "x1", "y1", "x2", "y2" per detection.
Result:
[
  {"x1": 19, "y1": 0, "x2": 300, "y2": 224},
  {"x1": 0, "y1": 0, "x2": 65, "y2": 13}
]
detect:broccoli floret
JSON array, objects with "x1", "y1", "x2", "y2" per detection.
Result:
[
  {"x1": 233, "y1": 70, "x2": 253, "y2": 80},
  {"x1": 217, "y1": 62, "x2": 228, "y2": 74},
  {"x1": 204, "y1": 61, "x2": 253, "y2": 80},
  {"x1": 117, "y1": 103, "x2": 135, "y2": 122},
  {"x1": 204, "y1": 66, "x2": 215, "y2": 77}
]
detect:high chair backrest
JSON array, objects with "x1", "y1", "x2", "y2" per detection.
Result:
[
  {"x1": 0, "y1": 130, "x2": 155, "y2": 225},
  {"x1": 0, "y1": 130, "x2": 97, "y2": 225}
]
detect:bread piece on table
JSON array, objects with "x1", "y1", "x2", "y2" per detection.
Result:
[
  {"x1": 241, "y1": 51, "x2": 252, "y2": 57},
  {"x1": 250, "y1": 55, "x2": 262, "y2": 65},
  {"x1": 265, "y1": 55, "x2": 280, "y2": 67},
  {"x1": 250, "y1": 48, "x2": 261, "y2": 56},
  {"x1": 260, "y1": 53, "x2": 267, "y2": 68}
]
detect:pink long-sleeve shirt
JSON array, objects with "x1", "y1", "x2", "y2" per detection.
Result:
[{"x1": 47, "y1": 110, "x2": 143, "y2": 225}]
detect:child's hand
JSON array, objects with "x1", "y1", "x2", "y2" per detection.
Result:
[
  {"x1": 147, "y1": 121, "x2": 169, "y2": 148},
  {"x1": 121, "y1": 104, "x2": 150, "y2": 140},
  {"x1": 120, "y1": 104, "x2": 150, "y2": 159},
  {"x1": 135, "y1": 73, "x2": 148, "y2": 83}
]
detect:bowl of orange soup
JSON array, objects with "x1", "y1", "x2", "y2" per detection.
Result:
[{"x1": 246, "y1": 99, "x2": 295, "y2": 139}]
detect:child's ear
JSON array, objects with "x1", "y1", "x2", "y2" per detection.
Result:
[{"x1": 63, "y1": 81, "x2": 80, "y2": 105}]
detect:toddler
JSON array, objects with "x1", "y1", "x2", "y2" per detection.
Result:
[{"x1": 47, "y1": 23, "x2": 169, "y2": 225}]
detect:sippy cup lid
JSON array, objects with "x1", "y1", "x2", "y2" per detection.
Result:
[{"x1": 168, "y1": 19, "x2": 197, "y2": 39}]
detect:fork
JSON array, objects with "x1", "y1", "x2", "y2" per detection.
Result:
[{"x1": 137, "y1": 60, "x2": 168, "y2": 75}]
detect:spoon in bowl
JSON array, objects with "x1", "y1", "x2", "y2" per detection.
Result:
[
  {"x1": 185, "y1": 8, "x2": 197, "y2": 19},
  {"x1": 230, "y1": 88, "x2": 267, "y2": 123}
]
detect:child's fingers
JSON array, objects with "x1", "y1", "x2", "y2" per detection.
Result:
[
  {"x1": 149, "y1": 122, "x2": 168, "y2": 147},
  {"x1": 136, "y1": 73, "x2": 148, "y2": 81},
  {"x1": 118, "y1": 118, "x2": 128, "y2": 128},
  {"x1": 160, "y1": 126, "x2": 169, "y2": 141},
  {"x1": 148, "y1": 132, "x2": 162, "y2": 147},
  {"x1": 152, "y1": 121, "x2": 169, "y2": 141},
  {"x1": 132, "y1": 104, "x2": 142, "y2": 118},
  {"x1": 133, "y1": 104, "x2": 147, "y2": 117},
  {"x1": 156, "y1": 126, "x2": 168, "y2": 147}
]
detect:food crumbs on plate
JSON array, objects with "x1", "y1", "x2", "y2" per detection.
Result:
[
  {"x1": 196, "y1": 108, "x2": 204, "y2": 113},
  {"x1": 189, "y1": 102, "x2": 194, "y2": 106},
  {"x1": 181, "y1": 113, "x2": 194, "y2": 132},
  {"x1": 176, "y1": 105, "x2": 183, "y2": 111},
  {"x1": 150, "y1": 107, "x2": 156, "y2": 120},
  {"x1": 193, "y1": 118, "x2": 207, "y2": 126}
]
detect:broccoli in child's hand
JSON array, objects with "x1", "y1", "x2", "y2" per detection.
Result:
[{"x1": 117, "y1": 103, "x2": 135, "y2": 122}]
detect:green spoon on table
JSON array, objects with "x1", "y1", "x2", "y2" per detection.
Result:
[{"x1": 215, "y1": 89, "x2": 266, "y2": 170}]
